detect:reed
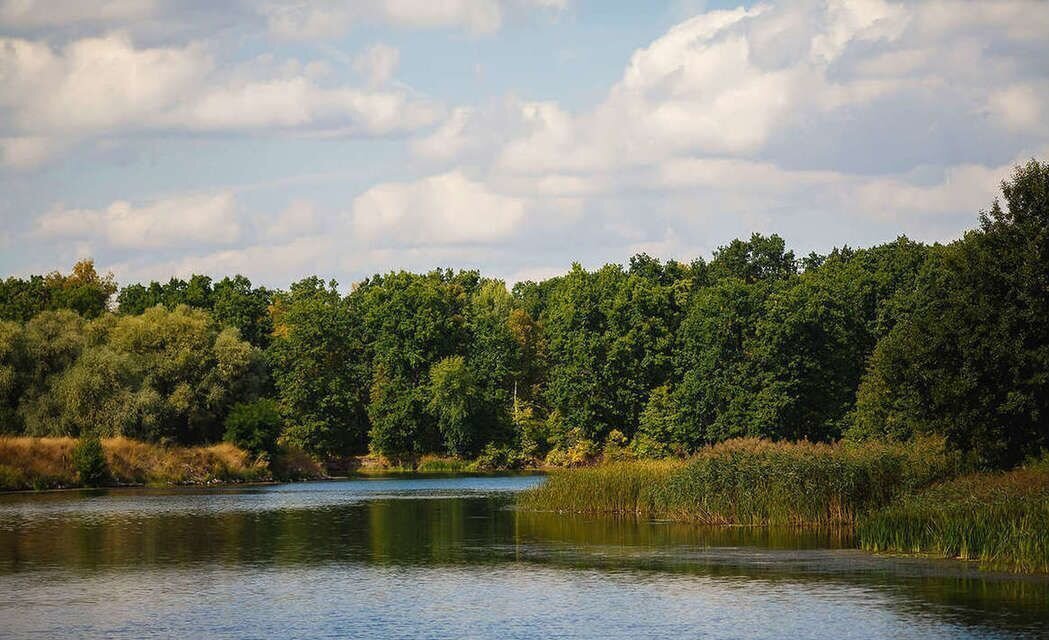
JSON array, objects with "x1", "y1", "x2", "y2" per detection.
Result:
[
  {"x1": 519, "y1": 459, "x2": 683, "y2": 515},
  {"x1": 0, "y1": 436, "x2": 270, "y2": 490},
  {"x1": 521, "y1": 437, "x2": 959, "y2": 526},
  {"x1": 858, "y1": 463, "x2": 1049, "y2": 573}
]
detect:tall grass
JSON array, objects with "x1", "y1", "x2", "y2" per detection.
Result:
[
  {"x1": 858, "y1": 463, "x2": 1049, "y2": 573},
  {"x1": 0, "y1": 436, "x2": 271, "y2": 490},
  {"x1": 521, "y1": 437, "x2": 960, "y2": 526},
  {"x1": 519, "y1": 460, "x2": 683, "y2": 515}
]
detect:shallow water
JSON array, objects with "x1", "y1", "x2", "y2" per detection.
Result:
[{"x1": 0, "y1": 475, "x2": 1046, "y2": 639}]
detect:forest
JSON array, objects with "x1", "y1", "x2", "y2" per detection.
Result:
[{"x1": 1, "y1": 159, "x2": 1047, "y2": 471}]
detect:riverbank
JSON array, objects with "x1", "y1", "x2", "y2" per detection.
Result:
[
  {"x1": 0, "y1": 436, "x2": 326, "y2": 490},
  {"x1": 0, "y1": 437, "x2": 532, "y2": 491},
  {"x1": 520, "y1": 437, "x2": 1049, "y2": 573}
]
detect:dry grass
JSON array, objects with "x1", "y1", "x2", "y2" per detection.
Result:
[{"x1": 0, "y1": 436, "x2": 271, "y2": 490}]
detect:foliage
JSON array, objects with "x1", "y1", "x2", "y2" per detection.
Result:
[
  {"x1": 0, "y1": 260, "x2": 116, "y2": 322},
  {"x1": 224, "y1": 398, "x2": 283, "y2": 457},
  {"x1": 268, "y1": 277, "x2": 367, "y2": 457},
  {"x1": 851, "y1": 160, "x2": 1049, "y2": 467},
  {"x1": 71, "y1": 433, "x2": 109, "y2": 487},
  {"x1": 428, "y1": 355, "x2": 481, "y2": 456},
  {"x1": 13, "y1": 306, "x2": 262, "y2": 445},
  {"x1": 0, "y1": 160, "x2": 1047, "y2": 470}
]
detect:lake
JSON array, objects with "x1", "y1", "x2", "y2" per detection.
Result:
[{"x1": 0, "y1": 475, "x2": 1046, "y2": 639}]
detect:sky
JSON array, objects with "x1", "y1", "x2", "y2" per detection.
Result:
[{"x1": 1, "y1": 0, "x2": 1047, "y2": 289}]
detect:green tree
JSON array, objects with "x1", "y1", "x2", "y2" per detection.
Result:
[
  {"x1": 224, "y1": 398, "x2": 283, "y2": 457},
  {"x1": 633, "y1": 385, "x2": 680, "y2": 458},
  {"x1": 71, "y1": 433, "x2": 109, "y2": 487},
  {"x1": 428, "y1": 356, "x2": 482, "y2": 456},
  {"x1": 268, "y1": 277, "x2": 368, "y2": 457},
  {"x1": 213, "y1": 275, "x2": 273, "y2": 347},
  {"x1": 852, "y1": 160, "x2": 1049, "y2": 467}
]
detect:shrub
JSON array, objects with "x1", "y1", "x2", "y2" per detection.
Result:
[
  {"x1": 475, "y1": 443, "x2": 527, "y2": 470},
  {"x1": 71, "y1": 433, "x2": 109, "y2": 487},
  {"x1": 224, "y1": 399, "x2": 283, "y2": 458}
]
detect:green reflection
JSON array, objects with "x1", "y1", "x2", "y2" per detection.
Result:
[{"x1": 0, "y1": 485, "x2": 1046, "y2": 635}]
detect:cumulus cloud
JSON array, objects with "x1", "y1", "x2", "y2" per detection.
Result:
[
  {"x1": 0, "y1": 0, "x2": 570, "y2": 40},
  {"x1": 353, "y1": 43, "x2": 400, "y2": 86},
  {"x1": 9, "y1": 0, "x2": 1049, "y2": 288},
  {"x1": 0, "y1": 34, "x2": 439, "y2": 166},
  {"x1": 37, "y1": 192, "x2": 240, "y2": 249},
  {"x1": 351, "y1": 171, "x2": 527, "y2": 245},
  {"x1": 263, "y1": 0, "x2": 569, "y2": 40}
]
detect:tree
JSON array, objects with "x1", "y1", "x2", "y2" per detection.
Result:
[
  {"x1": 428, "y1": 356, "x2": 481, "y2": 456},
  {"x1": 224, "y1": 398, "x2": 283, "y2": 457},
  {"x1": 71, "y1": 434, "x2": 109, "y2": 487},
  {"x1": 542, "y1": 263, "x2": 677, "y2": 442},
  {"x1": 852, "y1": 160, "x2": 1049, "y2": 467},
  {"x1": 268, "y1": 277, "x2": 368, "y2": 457},
  {"x1": 634, "y1": 385, "x2": 680, "y2": 458},
  {"x1": 212, "y1": 275, "x2": 273, "y2": 347},
  {"x1": 709, "y1": 234, "x2": 796, "y2": 283},
  {"x1": 0, "y1": 321, "x2": 28, "y2": 433}
]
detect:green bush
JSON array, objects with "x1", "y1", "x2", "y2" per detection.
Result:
[
  {"x1": 71, "y1": 434, "x2": 109, "y2": 487},
  {"x1": 223, "y1": 399, "x2": 283, "y2": 457}
]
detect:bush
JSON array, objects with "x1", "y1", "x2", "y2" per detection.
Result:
[
  {"x1": 71, "y1": 434, "x2": 109, "y2": 487},
  {"x1": 475, "y1": 443, "x2": 527, "y2": 470},
  {"x1": 224, "y1": 399, "x2": 283, "y2": 458}
]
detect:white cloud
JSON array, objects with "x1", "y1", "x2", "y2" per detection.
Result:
[
  {"x1": 265, "y1": 200, "x2": 319, "y2": 239},
  {"x1": 351, "y1": 171, "x2": 527, "y2": 245},
  {"x1": 262, "y1": 0, "x2": 568, "y2": 39},
  {"x1": 37, "y1": 192, "x2": 240, "y2": 249},
  {"x1": 0, "y1": 0, "x2": 159, "y2": 29},
  {"x1": 0, "y1": 136, "x2": 64, "y2": 168},
  {"x1": 0, "y1": 34, "x2": 440, "y2": 166},
  {"x1": 353, "y1": 43, "x2": 400, "y2": 86},
  {"x1": 988, "y1": 84, "x2": 1047, "y2": 134}
]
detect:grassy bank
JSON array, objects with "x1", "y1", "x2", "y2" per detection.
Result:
[
  {"x1": 521, "y1": 437, "x2": 959, "y2": 526},
  {"x1": 0, "y1": 436, "x2": 275, "y2": 490},
  {"x1": 521, "y1": 437, "x2": 1049, "y2": 572},
  {"x1": 858, "y1": 463, "x2": 1049, "y2": 573}
]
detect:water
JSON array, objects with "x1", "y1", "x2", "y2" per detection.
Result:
[{"x1": 0, "y1": 475, "x2": 1046, "y2": 639}]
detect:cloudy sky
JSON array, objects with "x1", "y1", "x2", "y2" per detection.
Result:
[{"x1": 2, "y1": 0, "x2": 1047, "y2": 288}]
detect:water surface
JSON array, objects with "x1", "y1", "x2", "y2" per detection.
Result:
[{"x1": 1, "y1": 475, "x2": 1046, "y2": 639}]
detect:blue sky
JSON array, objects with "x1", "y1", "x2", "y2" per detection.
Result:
[{"x1": 1, "y1": 0, "x2": 1047, "y2": 288}]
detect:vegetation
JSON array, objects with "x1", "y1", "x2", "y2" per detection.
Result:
[
  {"x1": 71, "y1": 433, "x2": 108, "y2": 487},
  {"x1": 224, "y1": 399, "x2": 283, "y2": 458},
  {"x1": 0, "y1": 436, "x2": 270, "y2": 490},
  {"x1": 858, "y1": 461, "x2": 1049, "y2": 573},
  {"x1": 0, "y1": 160, "x2": 1046, "y2": 487},
  {"x1": 521, "y1": 437, "x2": 959, "y2": 525}
]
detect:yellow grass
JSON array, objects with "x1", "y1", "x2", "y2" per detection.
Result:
[{"x1": 0, "y1": 436, "x2": 271, "y2": 490}]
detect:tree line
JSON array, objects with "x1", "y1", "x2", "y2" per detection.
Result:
[{"x1": 1, "y1": 160, "x2": 1046, "y2": 468}]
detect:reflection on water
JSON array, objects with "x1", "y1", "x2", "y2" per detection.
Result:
[{"x1": 0, "y1": 476, "x2": 1046, "y2": 639}]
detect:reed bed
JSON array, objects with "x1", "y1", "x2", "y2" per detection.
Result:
[
  {"x1": 518, "y1": 460, "x2": 684, "y2": 515},
  {"x1": 521, "y1": 437, "x2": 959, "y2": 526},
  {"x1": 858, "y1": 463, "x2": 1049, "y2": 573},
  {"x1": 0, "y1": 436, "x2": 269, "y2": 490}
]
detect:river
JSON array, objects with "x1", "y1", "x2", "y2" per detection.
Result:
[{"x1": 0, "y1": 475, "x2": 1046, "y2": 638}]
